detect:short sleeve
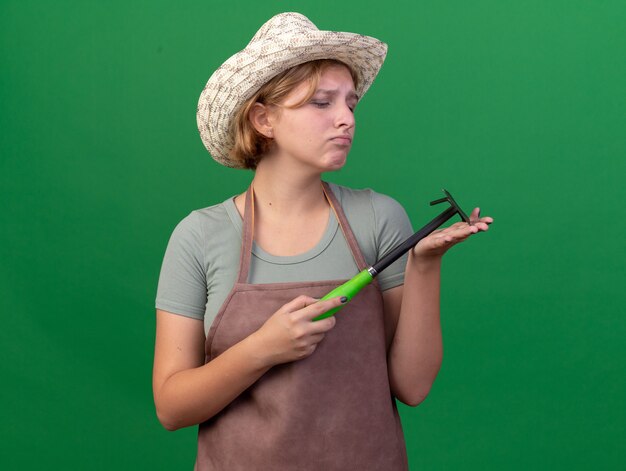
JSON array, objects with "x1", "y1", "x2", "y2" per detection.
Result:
[
  {"x1": 370, "y1": 193, "x2": 414, "y2": 291},
  {"x1": 155, "y1": 212, "x2": 207, "y2": 319}
]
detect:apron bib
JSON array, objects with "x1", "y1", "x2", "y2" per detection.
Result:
[{"x1": 196, "y1": 182, "x2": 408, "y2": 470}]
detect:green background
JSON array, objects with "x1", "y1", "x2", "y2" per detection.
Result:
[{"x1": 2, "y1": 0, "x2": 624, "y2": 469}]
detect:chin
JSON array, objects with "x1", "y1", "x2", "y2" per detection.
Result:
[
  {"x1": 321, "y1": 153, "x2": 348, "y2": 171},
  {"x1": 321, "y1": 162, "x2": 346, "y2": 173}
]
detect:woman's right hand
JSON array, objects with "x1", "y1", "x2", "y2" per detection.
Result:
[
  {"x1": 153, "y1": 295, "x2": 345, "y2": 430},
  {"x1": 251, "y1": 295, "x2": 345, "y2": 366}
]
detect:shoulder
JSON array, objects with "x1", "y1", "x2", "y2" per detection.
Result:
[
  {"x1": 326, "y1": 182, "x2": 408, "y2": 223},
  {"x1": 164, "y1": 198, "x2": 241, "y2": 264},
  {"x1": 170, "y1": 199, "x2": 235, "y2": 240}
]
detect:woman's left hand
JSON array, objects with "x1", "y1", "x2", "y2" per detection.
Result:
[{"x1": 411, "y1": 207, "x2": 493, "y2": 261}]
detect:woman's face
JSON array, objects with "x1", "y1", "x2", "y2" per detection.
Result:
[{"x1": 267, "y1": 64, "x2": 358, "y2": 173}]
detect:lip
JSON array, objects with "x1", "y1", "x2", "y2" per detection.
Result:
[{"x1": 330, "y1": 135, "x2": 353, "y2": 145}]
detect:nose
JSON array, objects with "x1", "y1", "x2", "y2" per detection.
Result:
[{"x1": 335, "y1": 102, "x2": 355, "y2": 129}]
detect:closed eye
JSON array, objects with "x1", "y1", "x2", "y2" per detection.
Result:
[{"x1": 311, "y1": 101, "x2": 330, "y2": 108}]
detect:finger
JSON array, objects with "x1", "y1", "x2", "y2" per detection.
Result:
[
  {"x1": 303, "y1": 343, "x2": 318, "y2": 357},
  {"x1": 438, "y1": 225, "x2": 477, "y2": 244},
  {"x1": 441, "y1": 232, "x2": 468, "y2": 244},
  {"x1": 447, "y1": 221, "x2": 469, "y2": 230},
  {"x1": 445, "y1": 223, "x2": 478, "y2": 238},
  {"x1": 308, "y1": 315, "x2": 336, "y2": 334},
  {"x1": 471, "y1": 208, "x2": 496, "y2": 226},
  {"x1": 433, "y1": 222, "x2": 466, "y2": 237},
  {"x1": 465, "y1": 218, "x2": 492, "y2": 231},
  {"x1": 297, "y1": 296, "x2": 346, "y2": 322},
  {"x1": 308, "y1": 333, "x2": 326, "y2": 345},
  {"x1": 281, "y1": 295, "x2": 319, "y2": 314},
  {"x1": 431, "y1": 217, "x2": 491, "y2": 248},
  {"x1": 470, "y1": 207, "x2": 480, "y2": 225}
]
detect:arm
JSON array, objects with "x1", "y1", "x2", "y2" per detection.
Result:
[
  {"x1": 152, "y1": 296, "x2": 343, "y2": 431},
  {"x1": 384, "y1": 208, "x2": 493, "y2": 406},
  {"x1": 383, "y1": 257, "x2": 442, "y2": 406},
  {"x1": 152, "y1": 309, "x2": 270, "y2": 431}
]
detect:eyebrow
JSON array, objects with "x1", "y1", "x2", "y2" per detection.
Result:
[{"x1": 314, "y1": 89, "x2": 360, "y2": 101}]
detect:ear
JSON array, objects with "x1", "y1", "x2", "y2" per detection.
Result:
[{"x1": 248, "y1": 103, "x2": 274, "y2": 138}]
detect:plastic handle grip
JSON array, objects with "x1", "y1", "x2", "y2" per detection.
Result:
[{"x1": 313, "y1": 269, "x2": 374, "y2": 321}]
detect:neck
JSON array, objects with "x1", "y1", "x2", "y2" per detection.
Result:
[{"x1": 250, "y1": 157, "x2": 328, "y2": 215}]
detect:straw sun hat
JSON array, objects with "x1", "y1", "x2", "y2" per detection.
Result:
[{"x1": 196, "y1": 12, "x2": 388, "y2": 168}]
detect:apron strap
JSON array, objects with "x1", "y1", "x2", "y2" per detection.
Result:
[
  {"x1": 237, "y1": 184, "x2": 256, "y2": 284},
  {"x1": 237, "y1": 181, "x2": 368, "y2": 284},
  {"x1": 321, "y1": 182, "x2": 368, "y2": 271}
]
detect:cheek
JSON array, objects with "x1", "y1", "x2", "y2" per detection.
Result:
[{"x1": 292, "y1": 123, "x2": 318, "y2": 143}]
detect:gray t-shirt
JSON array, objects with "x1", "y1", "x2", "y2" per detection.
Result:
[{"x1": 156, "y1": 183, "x2": 414, "y2": 334}]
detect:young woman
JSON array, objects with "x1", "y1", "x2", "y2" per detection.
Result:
[{"x1": 154, "y1": 12, "x2": 492, "y2": 470}]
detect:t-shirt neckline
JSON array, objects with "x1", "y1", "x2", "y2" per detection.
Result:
[{"x1": 223, "y1": 196, "x2": 339, "y2": 265}]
